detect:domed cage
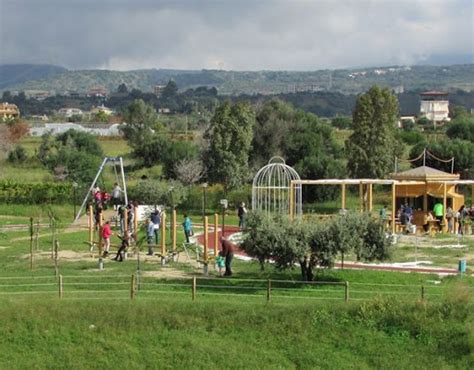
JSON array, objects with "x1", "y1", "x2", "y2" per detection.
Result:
[{"x1": 252, "y1": 157, "x2": 302, "y2": 216}]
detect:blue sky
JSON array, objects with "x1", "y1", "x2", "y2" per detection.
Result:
[{"x1": 1, "y1": 0, "x2": 473, "y2": 70}]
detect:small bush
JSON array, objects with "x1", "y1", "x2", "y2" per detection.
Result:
[{"x1": 7, "y1": 146, "x2": 28, "y2": 164}]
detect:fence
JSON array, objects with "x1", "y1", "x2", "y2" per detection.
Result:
[{"x1": 0, "y1": 274, "x2": 450, "y2": 303}]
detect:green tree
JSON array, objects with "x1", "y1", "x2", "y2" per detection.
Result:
[
  {"x1": 161, "y1": 80, "x2": 178, "y2": 100},
  {"x1": 117, "y1": 83, "x2": 128, "y2": 94},
  {"x1": 121, "y1": 99, "x2": 161, "y2": 150},
  {"x1": 204, "y1": 101, "x2": 255, "y2": 191},
  {"x1": 38, "y1": 130, "x2": 103, "y2": 183},
  {"x1": 331, "y1": 116, "x2": 352, "y2": 129},
  {"x1": 446, "y1": 116, "x2": 474, "y2": 142},
  {"x1": 251, "y1": 99, "x2": 297, "y2": 166},
  {"x1": 285, "y1": 116, "x2": 345, "y2": 201},
  {"x1": 94, "y1": 110, "x2": 108, "y2": 123},
  {"x1": 346, "y1": 86, "x2": 401, "y2": 178}
]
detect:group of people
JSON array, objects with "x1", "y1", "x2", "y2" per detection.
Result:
[
  {"x1": 97, "y1": 196, "x2": 244, "y2": 276},
  {"x1": 392, "y1": 200, "x2": 474, "y2": 235}
]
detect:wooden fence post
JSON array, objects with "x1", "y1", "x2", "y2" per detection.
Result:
[
  {"x1": 58, "y1": 274, "x2": 63, "y2": 299},
  {"x1": 267, "y1": 279, "x2": 271, "y2": 302},
  {"x1": 421, "y1": 285, "x2": 425, "y2": 301},
  {"x1": 54, "y1": 240, "x2": 60, "y2": 277},
  {"x1": 29, "y1": 217, "x2": 34, "y2": 270},
  {"x1": 192, "y1": 276, "x2": 197, "y2": 301},
  {"x1": 130, "y1": 274, "x2": 136, "y2": 299},
  {"x1": 344, "y1": 282, "x2": 349, "y2": 302}
]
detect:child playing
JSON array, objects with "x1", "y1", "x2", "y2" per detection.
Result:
[
  {"x1": 216, "y1": 251, "x2": 225, "y2": 277},
  {"x1": 102, "y1": 221, "x2": 112, "y2": 257}
]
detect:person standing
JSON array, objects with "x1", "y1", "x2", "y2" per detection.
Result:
[
  {"x1": 182, "y1": 214, "x2": 192, "y2": 243},
  {"x1": 446, "y1": 206, "x2": 454, "y2": 233},
  {"x1": 146, "y1": 218, "x2": 155, "y2": 256},
  {"x1": 221, "y1": 238, "x2": 235, "y2": 277},
  {"x1": 433, "y1": 200, "x2": 444, "y2": 232},
  {"x1": 102, "y1": 221, "x2": 112, "y2": 257},
  {"x1": 237, "y1": 202, "x2": 247, "y2": 230},
  {"x1": 111, "y1": 183, "x2": 122, "y2": 210},
  {"x1": 151, "y1": 207, "x2": 161, "y2": 245},
  {"x1": 114, "y1": 233, "x2": 129, "y2": 262}
]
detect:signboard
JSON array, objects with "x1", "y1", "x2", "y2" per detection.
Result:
[{"x1": 220, "y1": 199, "x2": 228, "y2": 209}]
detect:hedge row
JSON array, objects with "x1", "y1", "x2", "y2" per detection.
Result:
[
  {"x1": 0, "y1": 180, "x2": 78, "y2": 204},
  {"x1": 0, "y1": 180, "x2": 252, "y2": 209}
]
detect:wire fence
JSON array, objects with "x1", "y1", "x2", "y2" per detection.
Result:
[{"x1": 0, "y1": 273, "x2": 459, "y2": 303}]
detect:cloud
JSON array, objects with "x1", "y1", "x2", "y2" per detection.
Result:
[{"x1": 1, "y1": 0, "x2": 472, "y2": 70}]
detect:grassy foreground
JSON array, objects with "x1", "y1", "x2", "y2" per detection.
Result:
[{"x1": 0, "y1": 290, "x2": 472, "y2": 369}]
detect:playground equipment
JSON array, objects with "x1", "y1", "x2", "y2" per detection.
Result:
[
  {"x1": 252, "y1": 156, "x2": 302, "y2": 216},
  {"x1": 74, "y1": 157, "x2": 128, "y2": 223}
]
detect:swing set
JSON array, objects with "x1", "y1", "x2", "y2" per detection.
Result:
[{"x1": 74, "y1": 157, "x2": 128, "y2": 223}]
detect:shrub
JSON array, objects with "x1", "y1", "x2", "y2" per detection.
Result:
[{"x1": 7, "y1": 145, "x2": 28, "y2": 164}]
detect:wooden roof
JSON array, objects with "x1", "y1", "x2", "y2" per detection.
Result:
[{"x1": 391, "y1": 166, "x2": 459, "y2": 181}]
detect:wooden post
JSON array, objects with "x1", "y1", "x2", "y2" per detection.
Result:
[
  {"x1": 344, "y1": 281, "x2": 349, "y2": 302},
  {"x1": 58, "y1": 274, "x2": 63, "y2": 299},
  {"x1": 423, "y1": 184, "x2": 428, "y2": 213},
  {"x1": 98, "y1": 211, "x2": 103, "y2": 256},
  {"x1": 214, "y1": 213, "x2": 219, "y2": 259},
  {"x1": 50, "y1": 215, "x2": 55, "y2": 259},
  {"x1": 161, "y1": 212, "x2": 167, "y2": 258},
  {"x1": 35, "y1": 220, "x2": 40, "y2": 251},
  {"x1": 391, "y1": 182, "x2": 396, "y2": 235},
  {"x1": 54, "y1": 240, "x2": 59, "y2": 277},
  {"x1": 29, "y1": 217, "x2": 34, "y2": 270},
  {"x1": 359, "y1": 183, "x2": 364, "y2": 212},
  {"x1": 368, "y1": 183, "x2": 373, "y2": 212},
  {"x1": 421, "y1": 285, "x2": 425, "y2": 301},
  {"x1": 172, "y1": 209, "x2": 177, "y2": 253},
  {"x1": 267, "y1": 279, "x2": 271, "y2": 302},
  {"x1": 289, "y1": 181, "x2": 294, "y2": 219},
  {"x1": 204, "y1": 216, "x2": 209, "y2": 262},
  {"x1": 192, "y1": 276, "x2": 196, "y2": 301},
  {"x1": 134, "y1": 206, "x2": 139, "y2": 243},
  {"x1": 130, "y1": 274, "x2": 136, "y2": 299},
  {"x1": 341, "y1": 183, "x2": 346, "y2": 210},
  {"x1": 443, "y1": 182, "x2": 447, "y2": 233},
  {"x1": 88, "y1": 205, "x2": 94, "y2": 247},
  {"x1": 124, "y1": 206, "x2": 128, "y2": 237}
]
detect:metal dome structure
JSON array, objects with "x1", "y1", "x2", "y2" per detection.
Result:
[{"x1": 252, "y1": 156, "x2": 302, "y2": 216}]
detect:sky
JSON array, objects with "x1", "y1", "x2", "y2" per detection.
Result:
[{"x1": 1, "y1": 0, "x2": 473, "y2": 71}]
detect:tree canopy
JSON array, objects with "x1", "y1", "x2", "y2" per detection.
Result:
[
  {"x1": 204, "y1": 101, "x2": 255, "y2": 191},
  {"x1": 346, "y1": 85, "x2": 402, "y2": 178}
]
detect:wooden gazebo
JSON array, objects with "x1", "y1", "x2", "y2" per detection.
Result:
[{"x1": 289, "y1": 165, "x2": 474, "y2": 234}]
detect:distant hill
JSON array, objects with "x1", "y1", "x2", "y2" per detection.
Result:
[
  {"x1": 0, "y1": 64, "x2": 67, "y2": 90},
  {"x1": 1, "y1": 64, "x2": 473, "y2": 96}
]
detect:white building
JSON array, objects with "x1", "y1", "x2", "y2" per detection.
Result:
[
  {"x1": 58, "y1": 108, "x2": 84, "y2": 118},
  {"x1": 419, "y1": 91, "x2": 450, "y2": 126}
]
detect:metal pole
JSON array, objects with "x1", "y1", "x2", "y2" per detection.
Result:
[
  {"x1": 344, "y1": 281, "x2": 349, "y2": 302},
  {"x1": 119, "y1": 157, "x2": 128, "y2": 205},
  {"x1": 29, "y1": 217, "x2": 34, "y2": 270},
  {"x1": 267, "y1": 279, "x2": 271, "y2": 302},
  {"x1": 75, "y1": 157, "x2": 108, "y2": 222}
]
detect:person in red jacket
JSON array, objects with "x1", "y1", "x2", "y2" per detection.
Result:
[
  {"x1": 221, "y1": 237, "x2": 235, "y2": 277},
  {"x1": 102, "y1": 221, "x2": 112, "y2": 257}
]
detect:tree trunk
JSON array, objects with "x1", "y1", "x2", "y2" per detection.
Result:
[{"x1": 300, "y1": 257, "x2": 314, "y2": 281}]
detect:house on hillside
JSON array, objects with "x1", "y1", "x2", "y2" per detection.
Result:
[
  {"x1": 91, "y1": 104, "x2": 114, "y2": 116},
  {"x1": 58, "y1": 107, "x2": 84, "y2": 118},
  {"x1": 419, "y1": 91, "x2": 450, "y2": 127},
  {"x1": 0, "y1": 102, "x2": 20, "y2": 121}
]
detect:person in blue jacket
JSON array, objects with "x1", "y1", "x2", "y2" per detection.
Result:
[{"x1": 182, "y1": 214, "x2": 193, "y2": 243}]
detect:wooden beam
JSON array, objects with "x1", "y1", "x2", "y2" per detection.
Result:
[
  {"x1": 368, "y1": 183, "x2": 373, "y2": 212},
  {"x1": 289, "y1": 182, "x2": 294, "y2": 219},
  {"x1": 204, "y1": 216, "x2": 209, "y2": 263},
  {"x1": 161, "y1": 212, "x2": 166, "y2": 257},
  {"x1": 172, "y1": 209, "x2": 177, "y2": 253},
  {"x1": 214, "y1": 213, "x2": 219, "y2": 258},
  {"x1": 391, "y1": 183, "x2": 396, "y2": 235},
  {"x1": 341, "y1": 183, "x2": 346, "y2": 210},
  {"x1": 443, "y1": 183, "x2": 447, "y2": 233}
]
